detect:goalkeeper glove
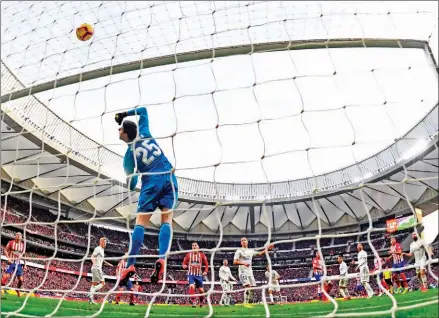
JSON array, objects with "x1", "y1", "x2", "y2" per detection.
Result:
[{"x1": 115, "y1": 112, "x2": 127, "y2": 125}]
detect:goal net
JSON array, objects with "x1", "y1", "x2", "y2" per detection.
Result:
[{"x1": 1, "y1": 1, "x2": 438, "y2": 317}]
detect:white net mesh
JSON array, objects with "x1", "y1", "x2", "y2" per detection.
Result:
[{"x1": 1, "y1": 1, "x2": 438, "y2": 318}]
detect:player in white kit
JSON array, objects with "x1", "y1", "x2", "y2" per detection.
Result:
[
  {"x1": 265, "y1": 265, "x2": 281, "y2": 304},
  {"x1": 219, "y1": 259, "x2": 237, "y2": 306},
  {"x1": 337, "y1": 255, "x2": 351, "y2": 300},
  {"x1": 351, "y1": 243, "x2": 374, "y2": 299},
  {"x1": 89, "y1": 237, "x2": 114, "y2": 304},
  {"x1": 403, "y1": 232, "x2": 433, "y2": 292},
  {"x1": 234, "y1": 237, "x2": 273, "y2": 306}
]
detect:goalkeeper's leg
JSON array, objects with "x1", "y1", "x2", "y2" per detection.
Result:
[{"x1": 151, "y1": 177, "x2": 178, "y2": 284}]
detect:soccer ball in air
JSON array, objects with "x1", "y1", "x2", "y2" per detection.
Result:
[{"x1": 76, "y1": 23, "x2": 94, "y2": 41}]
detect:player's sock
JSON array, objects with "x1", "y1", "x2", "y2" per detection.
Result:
[
  {"x1": 90, "y1": 283, "x2": 103, "y2": 298},
  {"x1": 189, "y1": 286, "x2": 195, "y2": 304},
  {"x1": 269, "y1": 293, "x2": 274, "y2": 303},
  {"x1": 227, "y1": 295, "x2": 231, "y2": 305},
  {"x1": 244, "y1": 290, "x2": 249, "y2": 304},
  {"x1": 115, "y1": 294, "x2": 120, "y2": 303},
  {"x1": 400, "y1": 273, "x2": 408, "y2": 288},
  {"x1": 381, "y1": 280, "x2": 389, "y2": 290},
  {"x1": 363, "y1": 282, "x2": 374, "y2": 297},
  {"x1": 130, "y1": 293, "x2": 134, "y2": 304},
  {"x1": 392, "y1": 275, "x2": 401, "y2": 288},
  {"x1": 16, "y1": 280, "x2": 22, "y2": 296},
  {"x1": 248, "y1": 289, "x2": 254, "y2": 304},
  {"x1": 127, "y1": 225, "x2": 145, "y2": 267},
  {"x1": 220, "y1": 293, "x2": 226, "y2": 305},
  {"x1": 158, "y1": 222, "x2": 172, "y2": 259},
  {"x1": 1, "y1": 275, "x2": 8, "y2": 285},
  {"x1": 340, "y1": 288, "x2": 346, "y2": 298},
  {"x1": 421, "y1": 274, "x2": 428, "y2": 288}
]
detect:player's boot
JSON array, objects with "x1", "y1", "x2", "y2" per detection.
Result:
[
  {"x1": 119, "y1": 265, "x2": 136, "y2": 286},
  {"x1": 129, "y1": 302, "x2": 135, "y2": 306},
  {"x1": 150, "y1": 259, "x2": 165, "y2": 284},
  {"x1": 89, "y1": 298, "x2": 97, "y2": 305},
  {"x1": 191, "y1": 301, "x2": 197, "y2": 308},
  {"x1": 421, "y1": 286, "x2": 428, "y2": 293},
  {"x1": 401, "y1": 288, "x2": 409, "y2": 294}
]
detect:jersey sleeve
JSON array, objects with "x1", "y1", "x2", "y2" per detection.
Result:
[
  {"x1": 4, "y1": 241, "x2": 12, "y2": 255},
  {"x1": 182, "y1": 253, "x2": 190, "y2": 266},
  {"x1": 202, "y1": 253, "x2": 209, "y2": 273},
  {"x1": 126, "y1": 107, "x2": 152, "y2": 138},
  {"x1": 92, "y1": 246, "x2": 100, "y2": 256},
  {"x1": 123, "y1": 150, "x2": 139, "y2": 191},
  {"x1": 233, "y1": 250, "x2": 241, "y2": 261}
]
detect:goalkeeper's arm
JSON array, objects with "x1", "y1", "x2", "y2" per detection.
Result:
[{"x1": 123, "y1": 154, "x2": 139, "y2": 191}]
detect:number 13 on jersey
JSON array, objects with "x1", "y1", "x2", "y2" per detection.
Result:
[{"x1": 135, "y1": 140, "x2": 162, "y2": 166}]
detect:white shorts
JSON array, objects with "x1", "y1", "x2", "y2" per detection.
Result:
[
  {"x1": 268, "y1": 282, "x2": 280, "y2": 292},
  {"x1": 359, "y1": 267, "x2": 369, "y2": 283},
  {"x1": 339, "y1": 277, "x2": 348, "y2": 288},
  {"x1": 91, "y1": 268, "x2": 104, "y2": 283},
  {"x1": 239, "y1": 272, "x2": 256, "y2": 287},
  {"x1": 220, "y1": 280, "x2": 233, "y2": 292},
  {"x1": 415, "y1": 258, "x2": 427, "y2": 272}
]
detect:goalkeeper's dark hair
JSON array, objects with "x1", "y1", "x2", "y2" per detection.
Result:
[{"x1": 122, "y1": 120, "x2": 138, "y2": 142}]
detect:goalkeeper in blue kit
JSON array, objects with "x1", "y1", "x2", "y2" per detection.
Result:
[{"x1": 115, "y1": 106, "x2": 178, "y2": 284}]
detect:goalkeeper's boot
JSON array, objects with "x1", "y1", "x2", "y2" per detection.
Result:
[
  {"x1": 150, "y1": 259, "x2": 165, "y2": 284},
  {"x1": 120, "y1": 265, "x2": 136, "y2": 286}
]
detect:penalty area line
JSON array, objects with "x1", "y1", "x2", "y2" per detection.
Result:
[{"x1": 1, "y1": 296, "x2": 437, "y2": 317}]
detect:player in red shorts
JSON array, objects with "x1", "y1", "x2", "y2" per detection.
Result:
[
  {"x1": 182, "y1": 242, "x2": 209, "y2": 307},
  {"x1": 1, "y1": 232, "x2": 27, "y2": 297},
  {"x1": 386, "y1": 236, "x2": 408, "y2": 294}
]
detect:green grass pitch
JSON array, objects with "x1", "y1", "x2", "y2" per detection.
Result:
[{"x1": 1, "y1": 289, "x2": 438, "y2": 317}]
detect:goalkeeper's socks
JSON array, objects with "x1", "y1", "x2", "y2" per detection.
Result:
[
  {"x1": 158, "y1": 222, "x2": 172, "y2": 259},
  {"x1": 269, "y1": 294, "x2": 274, "y2": 303},
  {"x1": 127, "y1": 225, "x2": 145, "y2": 267}
]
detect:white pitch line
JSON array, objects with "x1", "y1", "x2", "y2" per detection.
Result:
[{"x1": 1, "y1": 296, "x2": 437, "y2": 317}]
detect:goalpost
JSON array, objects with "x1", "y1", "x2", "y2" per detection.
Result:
[{"x1": 1, "y1": 1, "x2": 439, "y2": 318}]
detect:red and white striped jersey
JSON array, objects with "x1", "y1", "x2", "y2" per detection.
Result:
[
  {"x1": 182, "y1": 252, "x2": 209, "y2": 276},
  {"x1": 390, "y1": 243, "x2": 404, "y2": 264},
  {"x1": 5, "y1": 240, "x2": 25, "y2": 264},
  {"x1": 312, "y1": 257, "x2": 323, "y2": 275},
  {"x1": 116, "y1": 259, "x2": 127, "y2": 277}
]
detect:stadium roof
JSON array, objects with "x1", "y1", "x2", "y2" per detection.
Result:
[{"x1": 1, "y1": 1, "x2": 438, "y2": 234}]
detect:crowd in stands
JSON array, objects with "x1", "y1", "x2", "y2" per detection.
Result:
[{"x1": 2, "y1": 195, "x2": 438, "y2": 304}]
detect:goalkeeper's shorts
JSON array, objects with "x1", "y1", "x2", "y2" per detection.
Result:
[
  {"x1": 137, "y1": 174, "x2": 178, "y2": 213},
  {"x1": 5, "y1": 263, "x2": 23, "y2": 277}
]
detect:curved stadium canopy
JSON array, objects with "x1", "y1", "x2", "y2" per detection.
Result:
[{"x1": 1, "y1": 1, "x2": 438, "y2": 234}]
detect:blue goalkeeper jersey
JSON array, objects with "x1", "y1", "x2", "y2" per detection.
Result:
[{"x1": 123, "y1": 107, "x2": 173, "y2": 190}]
